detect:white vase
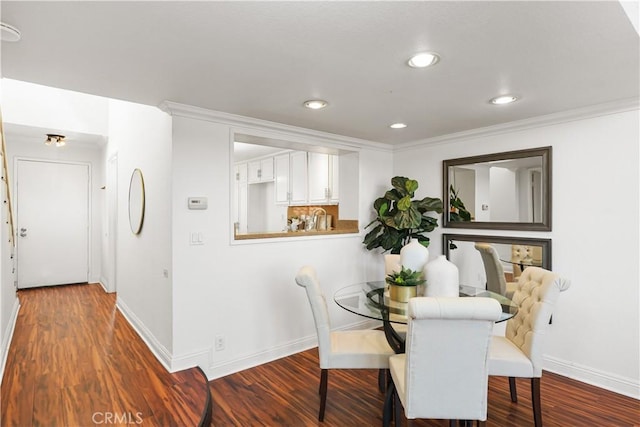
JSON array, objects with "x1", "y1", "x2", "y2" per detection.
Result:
[
  {"x1": 384, "y1": 254, "x2": 401, "y2": 276},
  {"x1": 400, "y1": 238, "x2": 429, "y2": 273},
  {"x1": 424, "y1": 255, "x2": 459, "y2": 297}
]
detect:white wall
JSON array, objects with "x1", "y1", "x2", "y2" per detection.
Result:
[
  {"x1": 106, "y1": 100, "x2": 174, "y2": 364},
  {"x1": 169, "y1": 112, "x2": 393, "y2": 377},
  {"x1": 394, "y1": 108, "x2": 640, "y2": 397}
]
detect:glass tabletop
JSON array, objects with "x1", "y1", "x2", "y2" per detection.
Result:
[{"x1": 334, "y1": 281, "x2": 517, "y2": 324}]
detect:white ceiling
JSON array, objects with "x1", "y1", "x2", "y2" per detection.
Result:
[{"x1": 1, "y1": 1, "x2": 638, "y2": 145}]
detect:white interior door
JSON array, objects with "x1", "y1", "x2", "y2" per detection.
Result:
[{"x1": 17, "y1": 160, "x2": 89, "y2": 288}]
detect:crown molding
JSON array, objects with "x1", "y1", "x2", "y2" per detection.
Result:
[
  {"x1": 396, "y1": 97, "x2": 640, "y2": 151},
  {"x1": 158, "y1": 100, "x2": 392, "y2": 152}
]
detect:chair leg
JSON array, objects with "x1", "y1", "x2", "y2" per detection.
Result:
[
  {"x1": 319, "y1": 369, "x2": 328, "y2": 421},
  {"x1": 531, "y1": 377, "x2": 543, "y2": 427},
  {"x1": 393, "y1": 385, "x2": 402, "y2": 427},
  {"x1": 382, "y1": 381, "x2": 395, "y2": 427},
  {"x1": 509, "y1": 377, "x2": 518, "y2": 402},
  {"x1": 378, "y1": 369, "x2": 387, "y2": 393}
]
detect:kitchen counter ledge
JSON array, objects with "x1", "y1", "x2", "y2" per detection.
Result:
[{"x1": 234, "y1": 220, "x2": 359, "y2": 240}]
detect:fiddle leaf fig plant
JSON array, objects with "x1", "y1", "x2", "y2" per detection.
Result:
[
  {"x1": 363, "y1": 176, "x2": 443, "y2": 254},
  {"x1": 449, "y1": 185, "x2": 472, "y2": 222}
]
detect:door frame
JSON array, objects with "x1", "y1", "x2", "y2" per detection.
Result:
[
  {"x1": 107, "y1": 152, "x2": 118, "y2": 293},
  {"x1": 14, "y1": 157, "x2": 92, "y2": 287}
]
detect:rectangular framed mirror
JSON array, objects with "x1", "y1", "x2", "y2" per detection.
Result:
[
  {"x1": 443, "y1": 146, "x2": 552, "y2": 231},
  {"x1": 443, "y1": 233, "x2": 551, "y2": 290}
]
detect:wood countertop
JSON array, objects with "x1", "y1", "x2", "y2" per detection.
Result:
[{"x1": 234, "y1": 220, "x2": 359, "y2": 240}]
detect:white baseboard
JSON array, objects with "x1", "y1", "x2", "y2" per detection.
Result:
[
  {"x1": 544, "y1": 355, "x2": 640, "y2": 399},
  {"x1": 206, "y1": 335, "x2": 317, "y2": 381},
  {"x1": 0, "y1": 298, "x2": 20, "y2": 383},
  {"x1": 116, "y1": 296, "x2": 173, "y2": 372},
  {"x1": 204, "y1": 318, "x2": 382, "y2": 380}
]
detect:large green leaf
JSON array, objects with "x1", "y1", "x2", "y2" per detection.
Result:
[
  {"x1": 384, "y1": 189, "x2": 403, "y2": 202},
  {"x1": 397, "y1": 196, "x2": 412, "y2": 211},
  {"x1": 363, "y1": 224, "x2": 383, "y2": 245},
  {"x1": 391, "y1": 177, "x2": 410, "y2": 196},
  {"x1": 405, "y1": 179, "x2": 418, "y2": 195},
  {"x1": 416, "y1": 197, "x2": 444, "y2": 213},
  {"x1": 394, "y1": 204, "x2": 422, "y2": 229}
]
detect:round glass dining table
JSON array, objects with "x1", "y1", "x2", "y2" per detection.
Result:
[{"x1": 334, "y1": 281, "x2": 518, "y2": 353}]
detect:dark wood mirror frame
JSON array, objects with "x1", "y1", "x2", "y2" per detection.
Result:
[
  {"x1": 443, "y1": 233, "x2": 552, "y2": 271},
  {"x1": 443, "y1": 146, "x2": 552, "y2": 231}
]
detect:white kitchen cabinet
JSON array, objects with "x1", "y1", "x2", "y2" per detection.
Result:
[
  {"x1": 308, "y1": 153, "x2": 330, "y2": 203},
  {"x1": 234, "y1": 163, "x2": 248, "y2": 233},
  {"x1": 289, "y1": 151, "x2": 308, "y2": 204},
  {"x1": 308, "y1": 153, "x2": 339, "y2": 204},
  {"x1": 248, "y1": 158, "x2": 274, "y2": 183},
  {"x1": 330, "y1": 154, "x2": 339, "y2": 203},
  {"x1": 274, "y1": 153, "x2": 290, "y2": 205}
]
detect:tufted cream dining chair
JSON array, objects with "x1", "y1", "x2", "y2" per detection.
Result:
[
  {"x1": 295, "y1": 266, "x2": 395, "y2": 422},
  {"x1": 474, "y1": 242, "x2": 518, "y2": 299},
  {"x1": 488, "y1": 266, "x2": 571, "y2": 427},
  {"x1": 383, "y1": 297, "x2": 502, "y2": 427}
]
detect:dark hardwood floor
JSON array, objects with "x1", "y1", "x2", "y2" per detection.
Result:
[
  {"x1": 1, "y1": 283, "x2": 210, "y2": 427},
  {"x1": 210, "y1": 347, "x2": 640, "y2": 426},
  {"x1": 2, "y1": 283, "x2": 638, "y2": 426}
]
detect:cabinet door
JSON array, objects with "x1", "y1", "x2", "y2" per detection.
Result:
[
  {"x1": 308, "y1": 153, "x2": 330, "y2": 203},
  {"x1": 274, "y1": 154, "x2": 290, "y2": 204},
  {"x1": 261, "y1": 158, "x2": 274, "y2": 181},
  {"x1": 329, "y1": 155, "x2": 339, "y2": 202},
  {"x1": 289, "y1": 151, "x2": 308, "y2": 204},
  {"x1": 248, "y1": 161, "x2": 261, "y2": 183}
]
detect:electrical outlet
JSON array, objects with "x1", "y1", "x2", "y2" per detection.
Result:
[{"x1": 215, "y1": 335, "x2": 225, "y2": 351}]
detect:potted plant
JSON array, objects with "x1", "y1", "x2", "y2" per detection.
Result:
[
  {"x1": 385, "y1": 266, "x2": 425, "y2": 302},
  {"x1": 363, "y1": 176, "x2": 443, "y2": 254},
  {"x1": 449, "y1": 185, "x2": 472, "y2": 222}
]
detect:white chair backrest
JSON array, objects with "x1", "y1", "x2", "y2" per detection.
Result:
[
  {"x1": 403, "y1": 297, "x2": 502, "y2": 420},
  {"x1": 295, "y1": 266, "x2": 332, "y2": 367},
  {"x1": 506, "y1": 267, "x2": 571, "y2": 376},
  {"x1": 475, "y1": 242, "x2": 507, "y2": 295}
]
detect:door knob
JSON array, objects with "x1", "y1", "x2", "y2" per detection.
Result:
[{"x1": 19, "y1": 228, "x2": 27, "y2": 237}]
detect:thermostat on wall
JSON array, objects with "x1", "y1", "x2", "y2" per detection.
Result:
[{"x1": 188, "y1": 197, "x2": 208, "y2": 210}]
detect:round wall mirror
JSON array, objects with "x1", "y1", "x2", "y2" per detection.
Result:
[{"x1": 128, "y1": 168, "x2": 145, "y2": 235}]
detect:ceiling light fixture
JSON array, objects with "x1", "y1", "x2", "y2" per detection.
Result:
[
  {"x1": 45, "y1": 134, "x2": 66, "y2": 147},
  {"x1": 303, "y1": 100, "x2": 328, "y2": 110},
  {"x1": 390, "y1": 123, "x2": 407, "y2": 129},
  {"x1": 407, "y1": 52, "x2": 440, "y2": 68},
  {"x1": 0, "y1": 22, "x2": 21, "y2": 42},
  {"x1": 490, "y1": 95, "x2": 519, "y2": 105}
]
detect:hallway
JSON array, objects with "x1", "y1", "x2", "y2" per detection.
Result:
[{"x1": 0, "y1": 283, "x2": 210, "y2": 426}]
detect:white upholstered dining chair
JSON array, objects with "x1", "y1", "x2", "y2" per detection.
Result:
[
  {"x1": 488, "y1": 266, "x2": 571, "y2": 427},
  {"x1": 295, "y1": 266, "x2": 395, "y2": 422},
  {"x1": 383, "y1": 297, "x2": 502, "y2": 427},
  {"x1": 474, "y1": 242, "x2": 518, "y2": 299}
]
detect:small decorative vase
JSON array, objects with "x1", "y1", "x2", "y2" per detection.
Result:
[
  {"x1": 384, "y1": 254, "x2": 401, "y2": 276},
  {"x1": 388, "y1": 284, "x2": 417, "y2": 303},
  {"x1": 424, "y1": 255, "x2": 459, "y2": 297},
  {"x1": 400, "y1": 239, "x2": 429, "y2": 273}
]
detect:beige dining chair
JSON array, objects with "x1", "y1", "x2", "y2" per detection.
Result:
[
  {"x1": 474, "y1": 242, "x2": 518, "y2": 299},
  {"x1": 488, "y1": 266, "x2": 571, "y2": 427},
  {"x1": 383, "y1": 297, "x2": 502, "y2": 427},
  {"x1": 295, "y1": 266, "x2": 395, "y2": 422}
]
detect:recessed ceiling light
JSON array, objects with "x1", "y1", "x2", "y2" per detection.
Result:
[
  {"x1": 0, "y1": 22, "x2": 21, "y2": 42},
  {"x1": 303, "y1": 100, "x2": 328, "y2": 110},
  {"x1": 490, "y1": 95, "x2": 519, "y2": 105},
  {"x1": 407, "y1": 52, "x2": 440, "y2": 68},
  {"x1": 390, "y1": 123, "x2": 407, "y2": 129}
]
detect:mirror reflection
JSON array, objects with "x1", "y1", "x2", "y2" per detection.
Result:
[
  {"x1": 443, "y1": 234, "x2": 551, "y2": 294},
  {"x1": 444, "y1": 146, "x2": 552, "y2": 231}
]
